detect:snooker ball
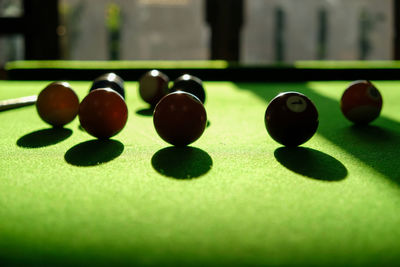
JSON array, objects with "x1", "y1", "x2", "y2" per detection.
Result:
[
  {"x1": 79, "y1": 88, "x2": 128, "y2": 139},
  {"x1": 90, "y1": 73, "x2": 125, "y2": 99},
  {"x1": 153, "y1": 91, "x2": 207, "y2": 146},
  {"x1": 265, "y1": 92, "x2": 319, "y2": 147},
  {"x1": 340, "y1": 80, "x2": 382, "y2": 124},
  {"x1": 139, "y1": 69, "x2": 169, "y2": 106},
  {"x1": 170, "y1": 74, "x2": 206, "y2": 104},
  {"x1": 36, "y1": 81, "x2": 80, "y2": 127}
]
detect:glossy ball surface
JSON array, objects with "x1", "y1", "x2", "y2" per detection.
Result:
[
  {"x1": 153, "y1": 91, "x2": 207, "y2": 146},
  {"x1": 139, "y1": 70, "x2": 169, "y2": 106},
  {"x1": 90, "y1": 73, "x2": 125, "y2": 99},
  {"x1": 265, "y1": 92, "x2": 318, "y2": 147},
  {"x1": 170, "y1": 74, "x2": 206, "y2": 104},
  {"x1": 340, "y1": 80, "x2": 382, "y2": 124},
  {"x1": 36, "y1": 81, "x2": 80, "y2": 127},
  {"x1": 79, "y1": 88, "x2": 128, "y2": 139}
]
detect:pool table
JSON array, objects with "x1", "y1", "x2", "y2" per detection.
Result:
[{"x1": 1, "y1": 61, "x2": 400, "y2": 266}]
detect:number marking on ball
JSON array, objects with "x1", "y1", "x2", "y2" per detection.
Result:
[
  {"x1": 367, "y1": 86, "x2": 381, "y2": 100},
  {"x1": 286, "y1": 96, "x2": 307, "y2": 112}
]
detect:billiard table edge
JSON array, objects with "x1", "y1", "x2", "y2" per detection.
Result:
[{"x1": 5, "y1": 60, "x2": 400, "y2": 81}]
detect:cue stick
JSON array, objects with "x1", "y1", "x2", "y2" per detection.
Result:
[{"x1": 0, "y1": 95, "x2": 37, "y2": 111}]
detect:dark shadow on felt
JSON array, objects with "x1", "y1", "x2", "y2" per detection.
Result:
[
  {"x1": 65, "y1": 139, "x2": 124, "y2": 166},
  {"x1": 151, "y1": 146, "x2": 212, "y2": 179},
  {"x1": 136, "y1": 107, "x2": 154, "y2": 116},
  {"x1": 274, "y1": 147, "x2": 347, "y2": 181},
  {"x1": 17, "y1": 128, "x2": 72, "y2": 148},
  {"x1": 347, "y1": 124, "x2": 397, "y2": 143}
]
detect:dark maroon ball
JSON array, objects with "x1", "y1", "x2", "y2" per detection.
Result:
[
  {"x1": 153, "y1": 91, "x2": 207, "y2": 146},
  {"x1": 265, "y1": 92, "x2": 318, "y2": 147},
  {"x1": 79, "y1": 88, "x2": 128, "y2": 139},
  {"x1": 90, "y1": 73, "x2": 125, "y2": 99},
  {"x1": 170, "y1": 74, "x2": 206, "y2": 104},
  {"x1": 139, "y1": 70, "x2": 169, "y2": 106}
]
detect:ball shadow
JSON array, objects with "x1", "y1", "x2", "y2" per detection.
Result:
[
  {"x1": 17, "y1": 128, "x2": 73, "y2": 148},
  {"x1": 151, "y1": 146, "x2": 213, "y2": 179},
  {"x1": 64, "y1": 139, "x2": 124, "y2": 167},
  {"x1": 136, "y1": 107, "x2": 154, "y2": 117},
  {"x1": 274, "y1": 147, "x2": 348, "y2": 181},
  {"x1": 347, "y1": 124, "x2": 396, "y2": 143}
]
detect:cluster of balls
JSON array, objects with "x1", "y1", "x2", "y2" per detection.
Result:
[
  {"x1": 35, "y1": 70, "x2": 207, "y2": 146},
  {"x1": 36, "y1": 73, "x2": 128, "y2": 139},
  {"x1": 138, "y1": 70, "x2": 207, "y2": 146},
  {"x1": 265, "y1": 80, "x2": 383, "y2": 147}
]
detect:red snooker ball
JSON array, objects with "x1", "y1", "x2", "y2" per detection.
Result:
[
  {"x1": 340, "y1": 80, "x2": 382, "y2": 124},
  {"x1": 265, "y1": 92, "x2": 319, "y2": 147},
  {"x1": 36, "y1": 81, "x2": 80, "y2": 127},
  {"x1": 139, "y1": 70, "x2": 169, "y2": 106},
  {"x1": 79, "y1": 88, "x2": 128, "y2": 139},
  {"x1": 153, "y1": 91, "x2": 207, "y2": 146}
]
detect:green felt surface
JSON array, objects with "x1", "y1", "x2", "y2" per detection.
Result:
[{"x1": 1, "y1": 80, "x2": 400, "y2": 266}]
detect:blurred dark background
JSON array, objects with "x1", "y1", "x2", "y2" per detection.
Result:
[{"x1": 0, "y1": 0, "x2": 399, "y2": 68}]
